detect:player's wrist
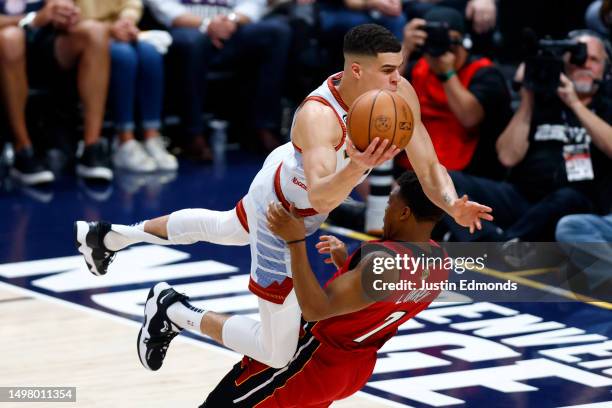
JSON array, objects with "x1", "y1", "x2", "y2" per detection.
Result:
[{"x1": 286, "y1": 237, "x2": 306, "y2": 245}]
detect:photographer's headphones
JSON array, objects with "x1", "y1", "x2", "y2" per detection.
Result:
[{"x1": 568, "y1": 29, "x2": 612, "y2": 79}]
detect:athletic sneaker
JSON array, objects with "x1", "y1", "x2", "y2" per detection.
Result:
[
  {"x1": 144, "y1": 136, "x2": 178, "y2": 171},
  {"x1": 74, "y1": 220, "x2": 115, "y2": 276},
  {"x1": 137, "y1": 282, "x2": 186, "y2": 371},
  {"x1": 10, "y1": 146, "x2": 54, "y2": 185},
  {"x1": 114, "y1": 139, "x2": 156, "y2": 173},
  {"x1": 77, "y1": 142, "x2": 113, "y2": 181}
]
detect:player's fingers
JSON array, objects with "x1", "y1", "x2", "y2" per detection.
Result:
[
  {"x1": 372, "y1": 139, "x2": 390, "y2": 158},
  {"x1": 363, "y1": 137, "x2": 380, "y2": 156},
  {"x1": 381, "y1": 145, "x2": 400, "y2": 162},
  {"x1": 324, "y1": 258, "x2": 333, "y2": 264},
  {"x1": 469, "y1": 224, "x2": 475, "y2": 234},
  {"x1": 479, "y1": 212, "x2": 494, "y2": 221},
  {"x1": 476, "y1": 220, "x2": 482, "y2": 230},
  {"x1": 475, "y1": 203, "x2": 493, "y2": 213}
]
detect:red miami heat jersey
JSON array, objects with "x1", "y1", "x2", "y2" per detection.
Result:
[{"x1": 310, "y1": 240, "x2": 448, "y2": 354}]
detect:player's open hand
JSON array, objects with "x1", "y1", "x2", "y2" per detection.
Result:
[
  {"x1": 315, "y1": 235, "x2": 348, "y2": 268},
  {"x1": 451, "y1": 195, "x2": 494, "y2": 234},
  {"x1": 266, "y1": 202, "x2": 306, "y2": 243},
  {"x1": 347, "y1": 138, "x2": 401, "y2": 172}
]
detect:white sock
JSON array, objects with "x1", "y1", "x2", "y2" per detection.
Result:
[
  {"x1": 103, "y1": 222, "x2": 170, "y2": 251},
  {"x1": 167, "y1": 299, "x2": 207, "y2": 332}
]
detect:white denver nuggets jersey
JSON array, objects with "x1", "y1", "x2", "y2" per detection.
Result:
[{"x1": 273, "y1": 73, "x2": 369, "y2": 221}]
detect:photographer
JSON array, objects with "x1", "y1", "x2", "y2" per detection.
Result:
[
  {"x1": 447, "y1": 30, "x2": 612, "y2": 242},
  {"x1": 399, "y1": 7, "x2": 510, "y2": 178}
]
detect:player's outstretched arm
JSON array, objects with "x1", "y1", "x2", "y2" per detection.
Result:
[
  {"x1": 294, "y1": 101, "x2": 398, "y2": 214},
  {"x1": 399, "y1": 79, "x2": 493, "y2": 233},
  {"x1": 266, "y1": 203, "x2": 396, "y2": 321}
]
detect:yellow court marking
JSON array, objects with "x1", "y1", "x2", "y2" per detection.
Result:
[
  {"x1": 320, "y1": 224, "x2": 612, "y2": 311},
  {"x1": 506, "y1": 268, "x2": 558, "y2": 277}
]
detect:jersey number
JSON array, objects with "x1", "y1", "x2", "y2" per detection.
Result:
[{"x1": 353, "y1": 311, "x2": 407, "y2": 343}]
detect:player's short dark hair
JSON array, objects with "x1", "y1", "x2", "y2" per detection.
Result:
[
  {"x1": 343, "y1": 24, "x2": 402, "y2": 56},
  {"x1": 396, "y1": 171, "x2": 444, "y2": 222}
]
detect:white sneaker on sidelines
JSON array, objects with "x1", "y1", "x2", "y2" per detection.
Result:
[
  {"x1": 144, "y1": 136, "x2": 178, "y2": 171},
  {"x1": 113, "y1": 140, "x2": 156, "y2": 173}
]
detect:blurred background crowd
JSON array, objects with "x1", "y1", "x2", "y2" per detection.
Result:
[{"x1": 0, "y1": 0, "x2": 610, "y2": 262}]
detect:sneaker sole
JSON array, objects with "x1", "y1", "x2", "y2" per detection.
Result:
[
  {"x1": 137, "y1": 282, "x2": 171, "y2": 371},
  {"x1": 10, "y1": 168, "x2": 55, "y2": 185},
  {"x1": 76, "y1": 165, "x2": 113, "y2": 181},
  {"x1": 74, "y1": 221, "x2": 101, "y2": 276}
]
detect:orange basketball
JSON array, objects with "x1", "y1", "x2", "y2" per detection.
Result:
[{"x1": 347, "y1": 89, "x2": 414, "y2": 152}]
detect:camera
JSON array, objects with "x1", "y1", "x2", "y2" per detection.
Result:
[
  {"x1": 523, "y1": 37, "x2": 587, "y2": 95},
  {"x1": 421, "y1": 22, "x2": 453, "y2": 57}
]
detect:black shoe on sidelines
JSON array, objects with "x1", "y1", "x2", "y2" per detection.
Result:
[
  {"x1": 10, "y1": 146, "x2": 54, "y2": 186},
  {"x1": 77, "y1": 142, "x2": 113, "y2": 181}
]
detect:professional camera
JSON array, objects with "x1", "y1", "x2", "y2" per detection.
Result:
[
  {"x1": 421, "y1": 22, "x2": 454, "y2": 57},
  {"x1": 523, "y1": 36, "x2": 587, "y2": 95}
]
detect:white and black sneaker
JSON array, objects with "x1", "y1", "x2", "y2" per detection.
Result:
[
  {"x1": 74, "y1": 220, "x2": 116, "y2": 276},
  {"x1": 137, "y1": 282, "x2": 186, "y2": 371}
]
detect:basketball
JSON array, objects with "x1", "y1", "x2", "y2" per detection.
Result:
[{"x1": 347, "y1": 89, "x2": 414, "y2": 152}]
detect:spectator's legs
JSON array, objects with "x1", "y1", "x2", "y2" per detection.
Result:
[
  {"x1": 229, "y1": 19, "x2": 291, "y2": 150},
  {"x1": 108, "y1": 41, "x2": 157, "y2": 172},
  {"x1": 373, "y1": 14, "x2": 406, "y2": 39},
  {"x1": 54, "y1": 20, "x2": 110, "y2": 146},
  {"x1": 166, "y1": 27, "x2": 212, "y2": 161},
  {"x1": 109, "y1": 41, "x2": 137, "y2": 142},
  {"x1": 136, "y1": 41, "x2": 177, "y2": 171},
  {"x1": 136, "y1": 41, "x2": 163, "y2": 140},
  {"x1": 0, "y1": 26, "x2": 30, "y2": 151},
  {"x1": 506, "y1": 187, "x2": 593, "y2": 241},
  {"x1": 444, "y1": 171, "x2": 530, "y2": 241},
  {"x1": 556, "y1": 213, "x2": 612, "y2": 291}
]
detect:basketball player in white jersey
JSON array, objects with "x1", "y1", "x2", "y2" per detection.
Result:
[{"x1": 74, "y1": 24, "x2": 492, "y2": 372}]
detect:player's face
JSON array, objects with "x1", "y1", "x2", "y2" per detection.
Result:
[{"x1": 360, "y1": 52, "x2": 403, "y2": 93}]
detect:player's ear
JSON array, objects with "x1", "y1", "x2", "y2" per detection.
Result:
[
  {"x1": 350, "y1": 61, "x2": 362, "y2": 79},
  {"x1": 399, "y1": 206, "x2": 411, "y2": 221}
]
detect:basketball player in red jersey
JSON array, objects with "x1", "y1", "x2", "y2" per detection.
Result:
[
  {"x1": 190, "y1": 171, "x2": 445, "y2": 407},
  {"x1": 76, "y1": 24, "x2": 490, "y2": 374}
]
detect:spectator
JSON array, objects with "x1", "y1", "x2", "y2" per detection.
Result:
[
  {"x1": 0, "y1": 0, "x2": 112, "y2": 184},
  {"x1": 405, "y1": 0, "x2": 496, "y2": 33},
  {"x1": 399, "y1": 7, "x2": 511, "y2": 179},
  {"x1": 586, "y1": 0, "x2": 611, "y2": 38},
  {"x1": 403, "y1": 0, "x2": 498, "y2": 56},
  {"x1": 445, "y1": 30, "x2": 612, "y2": 242},
  {"x1": 144, "y1": 0, "x2": 291, "y2": 157},
  {"x1": 556, "y1": 212, "x2": 612, "y2": 296},
  {"x1": 317, "y1": 0, "x2": 406, "y2": 69},
  {"x1": 76, "y1": 0, "x2": 178, "y2": 172}
]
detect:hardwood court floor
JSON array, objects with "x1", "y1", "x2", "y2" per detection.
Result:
[{"x1": 1, "y1": 287, "x2": 388, "y2": 408}]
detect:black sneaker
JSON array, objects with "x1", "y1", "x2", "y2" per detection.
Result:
[
  {"x1": 76, "y1": 142, "x2": 113, "y2": 181},
  {"x1": 74, "y1": 220, "x2": 116, "y2": 276},
  {"x1": 137, "y1": 282, "x2": 186, "y2": 371},
  {"x1": 10, "y1": 146, "x2": 54, "y2": 185}
]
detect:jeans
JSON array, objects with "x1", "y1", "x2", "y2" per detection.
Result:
[
  {"x1": 167, "y1": 19, "x2": 291, "y2": 137},
  {"x1": 556, "y1": 214, "x2": 612, "y2": 289},
  {"x1": 444, "y1": 172, "x2": 593, "y2": 242},
  {"x1": 318, "y1": 5, "x2": 406, "y2": 70},
  {"x1": 109, "y1": 41, "x2": 164, "y2": 132}
]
